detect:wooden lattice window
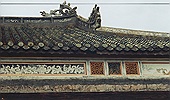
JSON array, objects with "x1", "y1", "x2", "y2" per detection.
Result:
[
  {"x1": 90, "y1": 62, "x2": 104, "y2": 75},
  {"x1": 125, "y1": 62, "x2": 139, "y2": 75},
  {"x1": 108, "y1": 62, "x2": 121, "y2": 75}
]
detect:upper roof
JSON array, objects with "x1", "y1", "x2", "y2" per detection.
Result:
[{"x1": 0, "y1": 2, "x2": 169, "y2": 58}]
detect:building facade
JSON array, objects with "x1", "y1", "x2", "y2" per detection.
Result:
[{"x1": 0, "y1": 2, "x2": 169, "y2": 100}]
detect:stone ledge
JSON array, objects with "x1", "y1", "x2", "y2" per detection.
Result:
[
  {"x1": 0, "y1": 84, "x2": 169, "y2": 93},
  {"x1": 0, "y1": 79, "x2": 169, "y2": 93}
]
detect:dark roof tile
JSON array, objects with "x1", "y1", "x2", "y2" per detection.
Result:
[{"x1": 0, "y1": 16, "x2": 169, "y2": 57}]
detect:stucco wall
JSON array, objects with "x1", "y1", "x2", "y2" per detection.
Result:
[{"x1": 0, "y1": 59, "x2": 169, "y2": 93}]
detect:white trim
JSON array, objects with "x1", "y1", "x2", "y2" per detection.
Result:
[
  {"x1": 86, "y1": 60, "x2": 91, "y2": 76},
  {"x1": 122, "y1": 62, "x2": 126, "y2": 76},
  {"x1": 104, "y1": 60, "x2": 108, "y2": 76}
]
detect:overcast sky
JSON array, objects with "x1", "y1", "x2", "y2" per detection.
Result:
[{"x1": 0, "y1": 0, "x2": 170, "y2": 32}]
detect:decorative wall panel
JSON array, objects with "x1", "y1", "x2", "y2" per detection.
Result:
[
  {"x1": 125, "y1": 62, "x2": 139, "y2": 75},
  {"x1": 0, "y1": 63, "x2": 86, "y2": 75},
  {"x1": 90, "y1": 62, "x2": 104, "y2": 75},
  {"x1": 108, "y1": 62, "x2": 121, "y2": 75},
  {"x1": 142, "y1": 62, "x2": 170, "y2": 75}
]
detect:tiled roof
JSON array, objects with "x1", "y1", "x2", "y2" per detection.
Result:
[
  {"x1": 0, "y1": 2, "x2": 169, "y2": 57},
  {"x1": 0, "y1": 16, "x2": 169, "y2": 57}
]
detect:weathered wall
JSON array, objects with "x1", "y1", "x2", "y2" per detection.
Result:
[
  {"x1": 0, "y1": 59, "x2": 169, "y2": 93},
  {"x1": 0, "y1": 79, "x2": 169, "y2": 93},
  {"x1": 0, "y1": 59, "x2": 169, "y2": 77}
]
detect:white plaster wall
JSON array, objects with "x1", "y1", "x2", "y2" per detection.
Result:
[{"x1": 0, "y1": 0, "x2": 170, "y2": 32}]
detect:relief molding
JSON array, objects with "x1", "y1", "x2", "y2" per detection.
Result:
[
  {"x1": 157, "y1": 68, "x2": 170, "y2": 75},
  {"x1": 0, "y1": 63, "x2": 86, "y2": 75},
  {"x1": 0, "y1": 84, "x2": 169, "y2": 93}
]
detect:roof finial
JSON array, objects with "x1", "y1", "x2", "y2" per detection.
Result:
[
  {"x1": 40, "y1": 1, "x2": 77, "y2": 17},
  {"x1": 87, "y1": 4, "x2": 101, "y2": 30}
]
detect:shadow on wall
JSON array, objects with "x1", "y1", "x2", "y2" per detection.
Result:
[{"x1": 0, "y1": 92, "x2": 170, "y2": 100}]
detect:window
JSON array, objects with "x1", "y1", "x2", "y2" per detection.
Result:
[
  {"x1": 125, "y1": 62, "x2": 139, "y2": 75},
  {"x1": 108, "y1": 62, "x2": 121, "y2": 75},
  {"x1": 90, "y1": 62, "x2": 104, "y2": 75}
]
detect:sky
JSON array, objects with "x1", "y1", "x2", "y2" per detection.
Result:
[{"x1": 0, "y1": 0, "x2": 170, "y2": 32}]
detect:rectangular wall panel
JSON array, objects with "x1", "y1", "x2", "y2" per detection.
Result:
[
  {"x1": 142, "y1": 62, "x2": 170, "y2": 76},
  {"x1": 0, "y1": 62, "x2": 86, "y2": 76}
]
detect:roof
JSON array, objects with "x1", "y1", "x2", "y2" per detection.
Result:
[{"x1": 0, "y1": 2, "x2": 169, "y2": 58}]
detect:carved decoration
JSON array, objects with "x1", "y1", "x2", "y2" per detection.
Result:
[
  {"x1": 125, "y1": 62, "x2": 139, "y2": 75},
  {"x1": 40, "y1": 2, "x2": 101, "y2": 30},
  {"x1": 0, "y1": 63, "x2": 85, "y2": 75},
  {"x1": 142, "y1": 62, "x2": 170, "y2": 75},
  {"x1": 0, "y1": 84, "x2": 169, "y2": 93},
  {"x1": 108, "y1": 62, "x2": 121, "y2": 75},
  {"x1": 40, "y1": 1, "x2": 77, "y2": 17},
  {"x1": 87, "y1": 4, "x2": 101, "y2": 29},
  {"x1": 90, "y1": 62, "x2": 104, "y2": 75},
  {"x1": 157, "y1": 68, "x2": 170, "y2": 75}
]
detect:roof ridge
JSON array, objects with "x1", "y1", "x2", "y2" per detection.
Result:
[
  {"x1": 98, "y1": 27, "x2": 169, "y2": 37},
  {"x1": 0, "y1": 2, "x2": 101, "y2": 30}
]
